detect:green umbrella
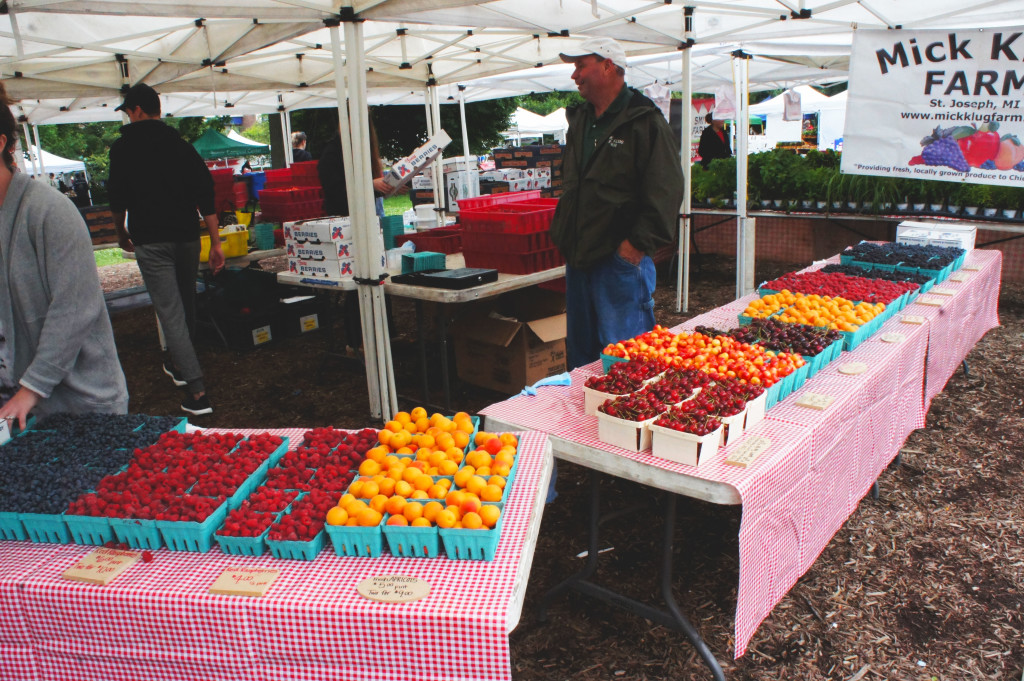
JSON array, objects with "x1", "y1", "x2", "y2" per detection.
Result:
[{"x1": 191, "y1": 128, "x2": 269, "y2": 160}]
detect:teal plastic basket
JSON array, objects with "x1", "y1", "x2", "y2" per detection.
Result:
[
  {"x1": 21, "y1": 513, "x2": 71, "y2": 544},
  {"x1": 439, "y1": 512, "x2": 503, "y2": 561},
  {"x1": 0, "y1": 512, "x2": 27, "y2": 540},
  {"x1": 253, "y1": 223, "x2": 277, "y2": 251},
  {"x1": 64, "y1": 514, "x2": 114, "y2": 546},
  {"x1": 382, "y1": 517, "x2": 440, "y2": 558},
  {"x1": 788, "y1": 362, "x2": 811, "y2": 392},
  {"x1": 325, "y1": 523, "x2": 383, "y2": 557},
  {"x1": 109, "y1": 517, "x2": 163, "y2": 549},
  {"x1": 401, "y1": 251, "x2": 446, "y2": 273},
  {"x1": 267, "y1": 529, "x2": 326, "y2": 560},
  {"x1": 381, "y1": 215, "x2": 405, "y2": 249},
  {"x1": 158, "y1": 502, "x2": 228, "y2": 552},
  {"x1": 764, "y1": 379, "x2": 783, "y2": 410}
]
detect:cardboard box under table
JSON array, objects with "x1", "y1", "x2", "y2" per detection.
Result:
[{"x1": 452, "y1": 291, "x2": 566, "y2": 394}]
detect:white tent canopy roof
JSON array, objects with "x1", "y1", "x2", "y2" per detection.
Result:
[
  {"x1": 24, "y1": 145, "x2": 86, "y2": 174},
  {"x1": 749, "y1": 84, "x2": 836, "y2": 115}
]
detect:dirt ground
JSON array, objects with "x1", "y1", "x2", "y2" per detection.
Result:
[{"x1": 103, "y1": 253, "x2": 1024, "y2": 681}]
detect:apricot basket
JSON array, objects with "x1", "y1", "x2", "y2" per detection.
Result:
[
  {"x1": 439, "y1": 507, "x2": 504, "y2": 561},
  {"x1": 382, "y1": 516, "x2": 440, "y2": 558},
  {"x1": 64, "y1": 514, "x2": 114, "y2": 546},
  {"x1": 325, "y1": 523, "x2": 383, "y2": 558},
  {"x1": 268, "y1": 529, "x2": 326, "y2": 560},
  {"x1": 20, "y1": 512, "x2": 71, "y2": 543},
  {"x1": 158, "y1": 501, "x2": 229, "y2": 552}
]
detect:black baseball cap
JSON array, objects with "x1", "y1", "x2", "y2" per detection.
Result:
[{"x1": 114, "y1": 83, "x2": 161, "y2": 114}]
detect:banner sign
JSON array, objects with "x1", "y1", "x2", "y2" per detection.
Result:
[{"x1": 843, "y1": 27, "x2": 1024, "y2": 186}]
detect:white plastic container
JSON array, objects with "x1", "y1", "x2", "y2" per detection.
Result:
[
  {"x1": 743, "y1": 392, "x2": 767, "y2": 429},
  {"x1": 719, "y1": 410, "x2": 746, "y2": 447},
  {"x1": 649, "y1": 422, "x2": 722, "y2": 467}
]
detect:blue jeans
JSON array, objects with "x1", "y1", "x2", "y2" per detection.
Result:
[{"x1": 565, "y1": 253, "x2": 657, "y2": 370}]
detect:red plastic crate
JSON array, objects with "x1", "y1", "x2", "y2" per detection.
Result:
[
  {"x1": 290, "y1": 161, "x2": 320, "y2": 186},
  {"x1": 394, "y1": 228, "x2": 462, "y2": 254},
  {"x1": 463, "y1": 246, "x2": 564, "y2": 274},
  {"x1": 461, "y1": 229, "x2": 553, "y2": 254},
  {"x1": 456, "y1": 190, "x2": 541, "y2": 212},
  {"x1": 459, "y1": 204, "x2": 556, "y2": 234}
]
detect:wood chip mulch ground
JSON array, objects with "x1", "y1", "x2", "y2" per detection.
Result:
[{"x1": 100, "y1": 253, "x2": 1024, "y2": 681}]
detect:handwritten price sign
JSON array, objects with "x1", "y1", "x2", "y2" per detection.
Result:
[
  {"x1": 210, "y1": 567, "x2": 280, "y2": 597},
  {"x1": 357, "y1": 574, "x2": 431, "y2": 604},
  {"x1": 795, "y1": 393, "x2": 836, "y2": 411},
  {"x1": 62, "y1": 548, "x2": 140, "y2": 586}
]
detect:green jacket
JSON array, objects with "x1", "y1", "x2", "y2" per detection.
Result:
[{"x1": 550, "y1": 88, "x2": 684, "y2": 270}]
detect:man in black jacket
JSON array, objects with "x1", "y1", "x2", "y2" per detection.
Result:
[
  {"x1": 291, "y1": 132, "x2": 313, "y2": 163},
  {"x1": 108, "y1": 83, "x2": 223, "y2": 416},
  {"x1": 553, "y1": 37, "x2": 684, "y2": 370}
]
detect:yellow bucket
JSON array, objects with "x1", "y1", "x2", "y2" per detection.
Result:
[
  {"x1": 234, "y1": 211, "x2": 253, "y2": 227},
  {"x1": 200, "y1": 229, "x2": 249, "y2": 262}
]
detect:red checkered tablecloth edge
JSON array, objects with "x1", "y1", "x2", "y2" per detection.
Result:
[
  {"x1": 2, "y1": 428, "x2": 551, "y2": 681},
  {"x1": 479, "y1": 249, "x2": 1001, "y2": 658}
]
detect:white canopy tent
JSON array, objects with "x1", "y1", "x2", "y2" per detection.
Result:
[
  {"x1": 22, "y1": 145, "x2": 86, "y2": 175},
  {"x1": 6, "y1": 0, "x2": 1024, "y2": 427},
  {"x1": 748, "y1": 84, "x2": 846, "y2": 151},
  {"x1": 501, "y1": 106, "x2": 566, "y2": 143}
]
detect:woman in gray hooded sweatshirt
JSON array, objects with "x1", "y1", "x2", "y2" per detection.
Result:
[{"x1": 0, "y1": 82, "x2": 128, "y2": 430}]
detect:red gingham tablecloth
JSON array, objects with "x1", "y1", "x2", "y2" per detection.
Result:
[
  {"x1": 0, "y1": 429, "x2": 551, "y2": 681},
  {"x1": 480, "y1": 249, "x2": 1001, "y2": 658}
]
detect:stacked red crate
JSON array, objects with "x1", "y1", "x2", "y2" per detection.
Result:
[
  {"x1": 263, "y1": 167, "x2": 293, "y2": 191},
  {"x1": 459, "y1": 197, "x2": 563, "y2": 274},
  {"x1": 290, "y1": 161, "x2": 320, "y2": 187},
  {"x1": 258, "y1": 186, "x2": 326, "y2": 223},
  {"x1": 210, "y1": 168, "x2": 236, "y2": 214}
]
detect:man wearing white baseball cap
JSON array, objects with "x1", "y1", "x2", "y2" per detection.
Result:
[{"x1": 551, "y1": 36, "x2": 684, "y2": 370}]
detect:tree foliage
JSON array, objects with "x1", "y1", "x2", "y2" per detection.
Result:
[{"x1": 516, "y1": 91, "x2": 583, "y2": 116}]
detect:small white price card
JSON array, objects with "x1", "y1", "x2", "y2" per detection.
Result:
[
  {"x1": 0, "y1": 418, "x2": 10, "y2": 446},
  {"x1": 725, "y1": 436, "x2": 771, "y2": 468},
  {"x1": 917, "y1": 297, "x2": 944, "y2": 307},
  {"x1": 794, "y1": 393, "x2": 836, "y2": 410},
  {"x1": 210, "y1": 567, "x2": 280, "y2": 598},
  {"x1": 62, "y1": 548, "x2": 140, "y2": 586},
  {"x1": 949, "y1": 272, "x2": 971, "y2": 283},
  {"x1": 931, "y1": 287, "x2": 956, "y2": 296},
  {"x1": 357, "y1": 574, "x2": 431, "y2": 604},
  {"x1": 901, "y1": 315, "x2": 926, "y2": 325},
  {"x1": 838, "y1": 362, "x2": 868, "y2": 375},
  {"x1": 963, "y1": 263, "x2": 982, "y2": 271},
  {"x1": 880, "y1": 332, "x2": 906, "y2": 344}
]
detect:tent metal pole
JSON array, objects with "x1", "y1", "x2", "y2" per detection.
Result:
[
  {"x1": 428, "y1": 80, "x2": 444, "y2": 228},
  {"x1": 677, "y1": 8, "x2": 695, "y2": 313},
  {"x1": 458, "y1": 85, "x2": 472, "y2": 176},
  {"x1": 733, "y1": 52, "x2": 754, "y2": 298},
  {"x1": 280, "y1": 110, "x2": 292, "y2": 167},
  {"x1": 21, "y1": 123, "x2": 38, "y2": 177},
  {"x1": 32, "y1": 124, "x2": 47, "y2": 178},
  {"x1": 330, "y1": 21, "x2": 382, "y2": 420}
]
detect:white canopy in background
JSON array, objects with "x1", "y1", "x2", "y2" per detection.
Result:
[
  {"x1": 749, "y1": 85, "x2": 846, "y2": 151},
  {"x1": 225, "y1": 129, "x2": 266, "y2": 146},
  {"x1": 23, "y1": 145, "x2": 86, "y2": 175},
  {"x1": 501, "y1": 106, "x2": 566, "y2": 141}
]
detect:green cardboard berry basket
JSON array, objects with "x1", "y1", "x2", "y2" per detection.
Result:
[
  {"x1": 215, "y1": 526, "x2": 272, "y2": 556},
  {"x1": 267, "y1": 528, "x2": 327, "y2": 560},
  {"x1": 382, "y1": 514, "x2": 440, "y2": 558},
  {"x1": 600, "y1": 352, "x2": 629, "y2": 373},
  {"x1": 325, "y1": 522, "x2": 382, "y2": 558},
  {"x1": 157, "y1": 501, "x2": 229, "y2": 552},
  {"x1": 439, "y1": 506, "x2": 504, "y2": 561},
  {"x1": 20, "y1": 512, "x2": 71, "y2": 544},
  {"x1": 0, "y1": 512, "x2": 27, "y2": 540},
  {"x1": 109, "y1": 517, "x2": 163, "y2": 549},
  {"x1": 64, "y1": 513, "x2": 114, "y2": 546}
]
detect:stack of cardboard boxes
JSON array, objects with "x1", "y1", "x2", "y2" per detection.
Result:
[
  {"x1": 490, "y1": 144, "x2": 563, "y2": 198},
  {"x1": 284, "y1": 217, "x2": 357, "y2": 281}
]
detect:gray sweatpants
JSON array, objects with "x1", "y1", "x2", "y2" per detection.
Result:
[{"x1": 134, "y1": 240, "x2": 205, "y2": 395}]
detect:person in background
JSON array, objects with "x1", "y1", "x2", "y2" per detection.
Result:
[
  {"x1": 107, "y1": 82, "x2": 223, "y2": 416},
  {"x1": 291, "y1": 131, "x2": 313, "y2": 163},
  {"x1": 58, "y1": 175, "x2": 68, "y2": 193},
  {"x1": 72, "y1": 173, "x2": 90, "y2": 207},
  {"x1": 240, "y1": 160, "x2": 253, "y2": 174},
  {"x1": 47, "y1": 172, "x2": 59, "y2": 190},
  {"x1": 0, "y1": 81, "x2": 128, "y2": 429},
  {"x1": 698, "y1": 112, "x2": 732, "y2": 168}
]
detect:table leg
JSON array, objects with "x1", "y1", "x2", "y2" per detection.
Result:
[
  {"x1": 870, "y1": 480, "x2": 880, "y2": 500},
  {"x1": 539, "y1": 472, "x2": 727, "y2": 681},
  {"x1": 961, "y1": 359, "x2": 970, "y2": 378}
]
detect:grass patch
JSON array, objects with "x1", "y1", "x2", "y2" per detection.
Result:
[
  {"x1": 94, "y1": 247, "x2": 127, "y2": 268},
  {"x1": 383, "y1": 194, "x2": 412, "y2": 216}
]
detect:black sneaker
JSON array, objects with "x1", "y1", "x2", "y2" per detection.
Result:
[
  {"x1": 181, "y1": 394, "x2": 213, "y2": 416},
  {"x1": 163, "y1": 363, "x2": 187, "y2": 387}
]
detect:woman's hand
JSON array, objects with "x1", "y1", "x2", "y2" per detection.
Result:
[{"x1": 0, "y1": 386, "x2": 41, "y2": 431}]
